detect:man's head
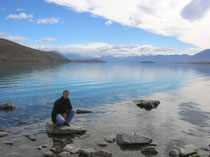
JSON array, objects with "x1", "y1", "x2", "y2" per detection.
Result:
[{"x1": 63, "y1": 90, "x2": 69, "y2": 99}]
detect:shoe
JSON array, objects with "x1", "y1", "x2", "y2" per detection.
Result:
[{"x1": 63, "y1": 122, "x2": 70, "y2": 126}]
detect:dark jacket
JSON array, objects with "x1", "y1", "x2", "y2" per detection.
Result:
[{"x1": 51, "y1": 96, "x2": 72, "y2": 123}]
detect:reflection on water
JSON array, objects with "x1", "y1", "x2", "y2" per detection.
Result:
[{"x1": 0, "y1": 62, "x2": 210, "y2": 156}]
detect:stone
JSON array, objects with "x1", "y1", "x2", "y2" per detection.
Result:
[
  {"x1": 58, "y1": 151, "x2": 71, "y2": 157},
  {"x1": 76, "y1": 109, "x2": 93, "y2": 114},
  {"x1": 169, "y1": 148, "x2": 180, "y2": 157},
  {"x1": 141, "y1": 146, "x2": 158, "y2": 155},
  {"x1": 79, "y1": 148, "x2": 96, "y2": 156},
  {"x1": 169, "y1": 144, "x2": 197, "y2": 157},
  {"x1": 38, "y1": 144, "x2": 48, "y2": 150},
  {"x1": 89, "y1": 150, "x2": 112, "y2": 157},
  {"x1": 50, "y1": 148, "x2": 56, "y2": 153},
  {"x1": 133, "y1": 100, "x2": 160, "y2": 111},
  {"x1": 18, "y1": 121, "x2": 28, "y2": 125},
  {"x1": 116, "y1": 133, "x2": 152, "y2": 146},
  {"x1": 104, "y1": 136, "x2": 115, "y2": 143},
  {"x1": 43, "y1": 151, "x2": 54, "y2": 157},
  {"x1": 24, "y1": 133, "x2": 36, "y2": 141},
  {"x1": 0, "y1": 131, "x2": 8, "y2": 137},
  {"x1": 0, "y1": 102, "x2": 16, "y2": 110},
  {"x1": 180, "y1": 144, "x2": 198, "y2": 157},
  {"x1": 46, "y1": 121, "x2": 86, "y2": 135},
  {"x1": 63, "y1": 143, "x2": 81, "y2": 154},
  {"x1": 97, "y1": 142, "x2": 108, "y2": 147},
  {"x1": 3, "y1": 140, "x2": 13, "y2": 145}
]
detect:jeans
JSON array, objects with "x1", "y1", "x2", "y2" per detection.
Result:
[{"x1": 56, "y1": 110, "x2": 75, "y2": 125}]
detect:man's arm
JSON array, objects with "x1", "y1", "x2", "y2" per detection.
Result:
[{"x1": 51, "y1": 100, "x2": 60, "y2": 124}]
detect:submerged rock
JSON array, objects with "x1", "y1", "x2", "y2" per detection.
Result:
[
  {"x1": 97, "y1": 142, "x2": 108, "y2": 147},
  {"x1": 104, "y1": 136, "x2": 116, "y2": 143},
  {"x1": 141, "y1": 146, "x2": 158, "y2": 155},
  {"x1": 18, "y1": 121, "x2": 28, "y2": 125},
  {"x1": 3, "y1": 140, "x2": 13, "y2": 145},
  {"x1": 24, "y1": 133, "x2": 36, "y2": 141},
  {"x1": 58, "y1": 151, "x2": 71, "y2": 157},
  {"x1": 46, "y1": 121, "x2": 86, "y2": 135},
  {"x1": 0, "y1": 131, "x2": 8, "y2": 137},
  {"x1": 89, "y1": 150, "x2": 112, "y2": 157},
  {"x1": 79, "y1": 148, "x2": 96, "y2": 156},
  {"x1": 169, "y1": 144, "x2": 197, "y2": 157},
  {"x1": 116, "y1": 133, "x2": 152, "y2": 146},
  {"x1": 63, "y1": 143, "x2": 81, "y2": 154},
  {"x1": 76, "y1": 109, "x2": 93, "y2": 114},
  {"x1": 133, "y1": 100, "x2": 160, "y2": 111},
  {"x1": 43, "y1": 151, "x2": 54, "y2": 157},
  {"x1": 0, "y1": 102, "x2": 16, "y2": 110}
]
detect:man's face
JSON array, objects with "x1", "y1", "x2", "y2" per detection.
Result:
[{"x1": 63, "y1": 92, "x2": 69, "y2": 99}]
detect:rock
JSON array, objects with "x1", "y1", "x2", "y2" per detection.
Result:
[
  {"x1": 0, "y1": 102, "x2": 16, "y2": 110},
  {"x1": 169, "y1": 144, "x2": 197, "y2": 157},
  {"x1": 89, "y1": 150, "x2": 112, "y2": 157},
  {"x1": 58, "y1": 151, "x2": 71, "y2": 157},
  {"x1": 24, "y1": 133, "x2": 36, "y2": 141},
  {"x1": 50, "y1": 148, "x2": 56, "y2": 153},
  {"x1": 3, "y1": 140, "x2": 13, "y2": 145},
  {"x1": 76, "y1": 109, "x2": 93, "y2": 114},
  {"x1": 46, "y1": 121, "x2": 86, "y2": 135},
  {"x1": 180, "y1": 144, "x2": 198, "y2": 157},
  {"x1": 141, "y1": 146, "x2": 158, "y2": 155},
  {"x1": 63, "y1": 143, "x2": 81, "y2": 154},
  {"x1": 38, "y1": 144, "x2": 48, "y2": 150},
  {"x1": 79, "y1": 148, "x2": 96, "y2": 156},
  {"x1": 0, "y1": 131, "x2": 8, "y2": 137},
  {"x1": 18, "y1": 121, "x2": 28, "y2": 125},
  {"x1": 43, "y1": 151, "x2": 54, "y2": 157},
  {"x1": 169, "y1": 148, "x2": 181, "y2": 157},
  {"x1": 97, "y1": 142, "x2": 108, "y2": 147},
  {"x1": 116, "y1": 133, "x2": 152, "y2": 146},
  {"x1": 133, "y1": 100, "x2": 160, "y2": 111},
  {"x1": 104, "y1": 136, "x2": 115, "y2": 143}
]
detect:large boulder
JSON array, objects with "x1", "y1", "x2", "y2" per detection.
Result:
[
  {"x1": 76, "y1": 109, "x2": 93, "y2": 114},
  {"x1": 116, "y1": 133, "x2": 152, "y2": 146},
  {"x1": 133, "y1": 100, "x2": 160, "y2": 111},
  {"x1": 46, "y1": 121, "x2": 86, "y2": 135},
  {"x1": 0, "y1": 102, "x2": 16, "y2": 110}
]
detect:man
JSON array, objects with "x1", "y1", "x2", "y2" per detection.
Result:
[{"x1": 51, "y1": 90, "x2": 75, "y2": 127}]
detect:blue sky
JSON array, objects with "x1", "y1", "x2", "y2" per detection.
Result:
[{"x1": 0, "y1": 0, "x2": 210, "y2": 57}]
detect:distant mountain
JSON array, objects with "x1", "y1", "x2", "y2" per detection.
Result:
[
  {"x1": 0, "y1": 38, "x2": 70, "y2": 63},
  {"x1": 191, "y1": 49, "x2": 210, "y2": 62}
]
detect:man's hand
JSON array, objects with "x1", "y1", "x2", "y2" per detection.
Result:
[
  {"x1": 53, "y1": 123, "x2": 56, "y2": 127},
  {"x1": 63, "y1": 113, "x2": 67, "y2": 119}
]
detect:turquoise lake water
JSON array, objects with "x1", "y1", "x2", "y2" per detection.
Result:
[{"x1": 0, "y1": 62, "x2": 210, "y2": 156}]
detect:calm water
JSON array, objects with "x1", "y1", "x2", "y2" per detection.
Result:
[{"x1": 0, "y1": 62, "x2": 210, "y2": 156}]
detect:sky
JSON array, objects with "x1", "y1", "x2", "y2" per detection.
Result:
[{"x1": 0, "y1": 0, "x2": 210, "y2": 57}]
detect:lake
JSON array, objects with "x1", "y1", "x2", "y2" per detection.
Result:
[{"x1": 0, "y1": 62, "x2": 210, "y2": 157}]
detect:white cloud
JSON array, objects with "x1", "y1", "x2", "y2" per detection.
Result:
[
  {"x1": 45, "y1": 0, "x2": 210, "y2": 49},
  {"x1": 17, "y1": 8, "x2": 25, "y2": 11},
  {"x1": 36, "y1": 17, "x2": 60, "y2": 24},
  {"x1": 0, "y1": 32, "x2": 27, "y2": 42},
  {"x1": 7, "y1": 12, "x2": 33, "y2": 19},
  {"x1": 35, "y1": 38, "x2": 56, "y2": 43},
  {"x1": 105, "y1": 20, "x2": 112, "y2": 25},
  {"x1": 33, "y1": 42, "x2": 179, "y2": 57}
]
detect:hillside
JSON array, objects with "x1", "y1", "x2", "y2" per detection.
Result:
[{"x1": 0, "y1": 38, "x2": 70, "y2": 63}]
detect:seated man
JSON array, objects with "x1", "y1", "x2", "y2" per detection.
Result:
[{"x1": 51, "y1": 90, "x2": 75, "y2": 127}]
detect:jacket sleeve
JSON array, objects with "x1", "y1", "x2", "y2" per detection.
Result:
[
  {"x1": 65, "y1": 99, "x2": 72, "y2": 114},
  {"x1": 51, "y1": 100, "x2": 60, "y2": 124}
]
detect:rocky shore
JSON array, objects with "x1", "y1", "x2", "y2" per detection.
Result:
[{"x1": 0, "y1": 101, "x2": 209, "y2": 157}]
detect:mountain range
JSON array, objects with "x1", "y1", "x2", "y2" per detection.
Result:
[{"x1": 61, "y1": 49, "x2": 210, "y2": 63}]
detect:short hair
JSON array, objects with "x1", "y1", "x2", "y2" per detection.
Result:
[{"x1": 63, "y1": 90, "x2": 69, "y2": 94}]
